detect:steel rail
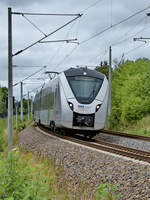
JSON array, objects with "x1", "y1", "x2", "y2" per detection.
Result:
[
  {"x1": 38, "y1": 125, "x2": 150, "y2": 163},
  {"x1": 100, "y1": 129, "x2": 150, "y2": 141}
]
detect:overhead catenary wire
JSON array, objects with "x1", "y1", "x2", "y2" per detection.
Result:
[
  {"x1": 124, "y1": 43, "x2": 147, "y2": 56},
  {"x1": 53, "y1": 5, "x2": 150, "y2": 70},
  {"x1": 47, "y1": 0, "x2": 105, "y2": 70},
  {"x1": 122, "y1": 16, "x2": 147, "y2": 38},
  {"x1": 115, "y1": 42, "x2": 148, "y2": 62},
  {"x1": 111, "y1": 21, "x2": 150, "y2": 46},
  {"x1": 87, "y1": 47, "x2": 110, "y2": 65},
  {"x1": 80, "y1": 5, "x2": 150, "y2": 44},
  {"x1": 47, "y1": 20, "x2": 79, "y2": 70},
  {"x1": 87, "y1": 15, "x2": 149, "y2": 65},
  {"x1": 13, "y1": 66, "x2": 46, "y2": 86},
  {"x1": 55, "y1": 45, "x2": 78, "y2": 70},
  {"x1": 23, "y1": 84, "x2": 44, "y2": 98},
  {"x1": 80, "y1": 0, "x2": 104, "y2": 13}
]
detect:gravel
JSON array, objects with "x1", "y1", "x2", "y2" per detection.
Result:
[{"x1": 19, "y1": 125, "x2": 150, "y2": 200}]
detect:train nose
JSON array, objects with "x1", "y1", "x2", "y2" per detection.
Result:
[{"x1": 75, "y1": 115, "x2": 94, "y2": 127}]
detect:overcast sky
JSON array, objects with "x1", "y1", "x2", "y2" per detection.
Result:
[{"x1": 1, "y1": 0, "x2": 150, "y2": 99}]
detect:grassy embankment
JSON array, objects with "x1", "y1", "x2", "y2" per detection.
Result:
[
  {"x1": 0, "y1": 116, "x2": 122, "y2": 200},
  {"x1": 106, "y1": 114, "x2": 150, "y2": 137},
  {"x1": 119, "y1": 115, "x2": 150, "y2": 137},
  {"x1": 0, "y1": 116, "x2": 73, "y2": 199}
]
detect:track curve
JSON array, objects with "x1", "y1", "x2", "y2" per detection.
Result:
[{"x1": 39, "y1": 125, "x2": 150, "y2": 163}]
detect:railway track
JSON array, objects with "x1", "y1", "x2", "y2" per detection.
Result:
[
  {"x1": 100, "y1": 129, "x2": 150, "y2": 141},
  {"x1": 39, "y1": 125, "x2": 150, "y2": 163}
]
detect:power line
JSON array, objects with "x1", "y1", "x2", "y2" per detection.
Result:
[
  {"x1": 115, "y1": 43, "x2": 147, "y2": 62},
  {"x1": 112, "y1": 22, "x2": 150, "y2": 46},
  {"x1": 55, "y1": 45, "x2": 78, "y2": 70},
  {"x1": 13, "y1": 66, "x2": 46, "y2": 86},
  {"x1": 123, "y1": 16, "x2": 146, "y2": 38},
  {"x1": 111, "y1": 16, "x2": 146, "y2": 46},
  {"x1": 125, "y1": 43, "x2": 147, "y2": 56},
  {"x1": 83, "y1": 15, "x2": 149, "y2": 65},
  {"x1": 88, "y1": 47, "x2": 109, "y2": 65},
  {"x1": 80, "y1": 0, "x2": 104, "y2": 13},
  {"x1": 45, "y1": 20, "x2": 78, "y2": 69},
  {"x1": 54, "y1": 5, "x2": 150, "y2": 68},
  {"x1": 80, "y1": 5, "x2": 150, "y2": 44},
  {"x1": 44, "y1": 0, "x2": 108, "y2": 70},
  {"x1": 52, "y1": 6, "x2": 150, "y2": 69}
]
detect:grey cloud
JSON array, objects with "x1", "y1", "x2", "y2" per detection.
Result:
[
  {"x1": 1, "y1": 0, "x2": 54, "y2": 7},
  {"x1": 1, "y1": 0, "x2": 150, "y2": 97}
]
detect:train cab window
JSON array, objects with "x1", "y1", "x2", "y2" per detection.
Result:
[{"x1": 67, "y1": 76, "x2": 103, "y2": 104}]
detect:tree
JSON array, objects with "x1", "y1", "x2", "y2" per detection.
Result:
[
  {"x1": 95, "y1": 60, "x2": 109, "y2": 79},
  {"x1": 111, "y1": 58, "x2": 150, "y2": 127}
]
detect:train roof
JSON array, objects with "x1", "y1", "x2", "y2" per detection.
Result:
[{"x1": 64, "y1": 67, "x2": 105, "y2": 79}]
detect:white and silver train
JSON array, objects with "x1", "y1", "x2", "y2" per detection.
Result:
[{"x1": 34, "y1": 67, "x2": 109, "y2": 138}]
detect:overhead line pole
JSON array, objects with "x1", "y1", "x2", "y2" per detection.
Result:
[
  {"x1": 8, "y1": 9, "x2": 82, "y2": 147},
  {"x1": 31, "y1": 96, "x2": 33, "y2": 119},
  {"x1": 108, "y1": 46, "x2": 112, "y2": 128},
  {"x1": 20, "y1": 82, "x2": 23, "y2": 122},
  {"x1": 15, "y1": 101, "x2": 18, "y2": 130},
  {"x1": 28, "y1": 91, "x2": 30, "y2": 120},
  {"x1": 8, "y1": 7, "x2": 13, "y2": 147}
]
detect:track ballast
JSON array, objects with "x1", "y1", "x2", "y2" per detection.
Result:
[{"x1": 39, "y1": 125, "x2": 150, "y2": 164}]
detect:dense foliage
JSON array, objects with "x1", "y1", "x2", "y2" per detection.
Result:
[
  {"x1": 107, "y1": 58, "x2": 150, "y2": 128},
  {"x1": 0, "y1": 86, "x2": 8, "y2": 117},
  {"x1": 97, "y1": 58, "x2": 150, "y2": 128},
  {"x1": 0, "y1": 84, "x2": 31, "y2": 117}
]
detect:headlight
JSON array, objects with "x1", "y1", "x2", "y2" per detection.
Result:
[
  {"x1": 68, "y1": 102, "x2": 73, "y2": 111},
  {"x1": 96, "y1": 104, "x2": 101, "y2": 112}
]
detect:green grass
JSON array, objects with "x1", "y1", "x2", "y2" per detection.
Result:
[
  {"x1": 0, "y1": 149, "x2": 73, "y2": 200},
  {"x1": 0, "y1": 115, "x2": 32, "y2": 150},
  {"x1": 0, "y1": 116, "x2": 121, "y2": 200},
  {"x1": 0, "y1": 114, "x2": 29, "y2": 133},
  {"x1": 0, "y1": 118, "x2": 7, "y2": 135},
  {"x1": 0, "y1": 116, "x2": 77, "y2": 199},
  {"x1": 116, "y1": 115, "x2": 150, "y2": 137}
]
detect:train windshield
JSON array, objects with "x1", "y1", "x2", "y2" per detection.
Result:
[{"x1": 67, "y1": 76, "x2": 103, "y2": 104}]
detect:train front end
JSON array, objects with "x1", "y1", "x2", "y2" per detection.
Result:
[{"x1": 59, "y1": 67, "x2": 109, "y2": 135}]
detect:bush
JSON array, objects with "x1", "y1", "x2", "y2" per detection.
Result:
[
  {"x1": 0, "y1": 149, "x2": 72, "y2": 200},
  {"x1": 0, "y1": 150, "x2": 55, "y2": 200},
  {"x1": 111, "y1": 58, "x2": 150, "y2": 128},
  {"x1": 0, "y1": 150, "x2": 30, "y2": 199},
  {"x1": 94, "y1": 182, "x2": 122, "y2": 200}
]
